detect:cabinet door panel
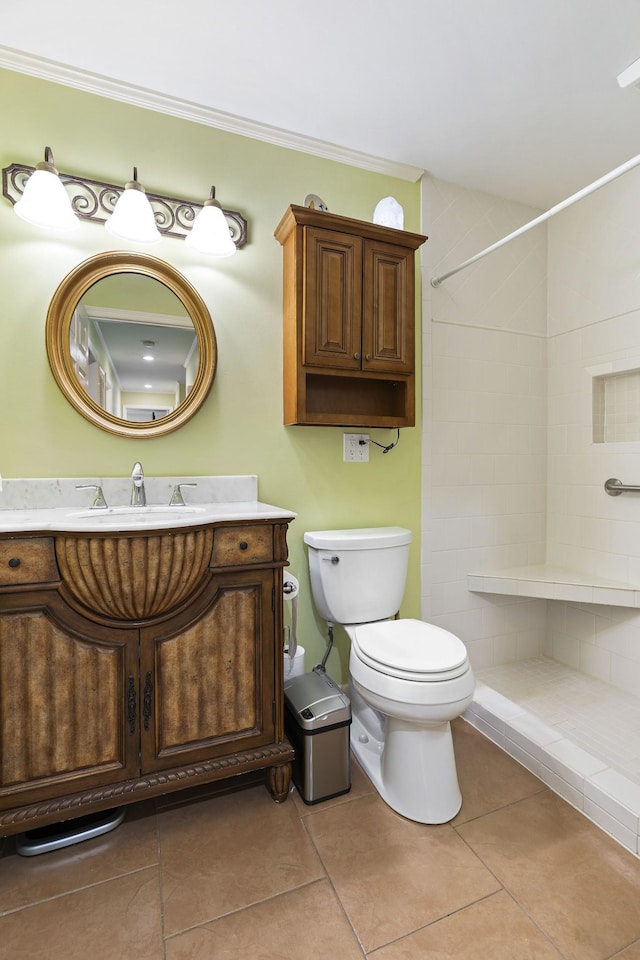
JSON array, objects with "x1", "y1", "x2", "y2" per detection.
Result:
[
  {"x1": 304, "y1": 227, "x2": 362, "y2": 369},
  {"x1": 141, "y1": 571, "x2": 275, "y2": 771},
  {"x1": 362, "y1": 240, "x2": 414, "y2": 373},
  {"x1": 0, "y1": 608, "x2": 139, "y2": 808}
]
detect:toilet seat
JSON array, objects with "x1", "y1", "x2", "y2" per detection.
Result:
[{"x1": 349, "y1": 619, "x2": 469, "y2": 682}]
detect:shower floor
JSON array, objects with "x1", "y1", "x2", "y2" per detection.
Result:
[{"x1": 465, "y1": 656, "x2": 640, "y2": 857}]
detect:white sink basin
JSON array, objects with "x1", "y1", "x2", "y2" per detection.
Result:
[
  {"x1": 68, "y1": 505, "x2": 205, "y2": 521},
  {"x1": 62, "y1": 504, "x2": 206, "y2": 530}
]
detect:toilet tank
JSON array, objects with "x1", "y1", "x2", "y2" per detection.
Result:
[{"x1": 304, "y1": 527, "x2": 411, "y2": 624}]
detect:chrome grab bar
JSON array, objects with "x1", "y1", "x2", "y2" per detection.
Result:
[{"x1": 604, "y1": 478, "x2": 640, "y2": 496}]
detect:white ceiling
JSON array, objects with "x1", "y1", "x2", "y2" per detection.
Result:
[{"x1": 4, "y1": 0, "x2": 640, "y2": 209}]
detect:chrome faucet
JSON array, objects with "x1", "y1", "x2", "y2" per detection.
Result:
[{"x1": 130, "y1": 462, "x2": 146, "y2": 506}]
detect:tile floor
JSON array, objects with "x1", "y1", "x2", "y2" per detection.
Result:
[{"x1": 3, "y1": 719, "x2": 640, "y2": 959}]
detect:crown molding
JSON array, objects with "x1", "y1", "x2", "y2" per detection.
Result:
[{"x1": 0, "y1": 46, "x2": 424, "y2": 183}]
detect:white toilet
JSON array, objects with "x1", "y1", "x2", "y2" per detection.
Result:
[{"x1": 303, "y1": 526, "x2": 474, "y2": 823}]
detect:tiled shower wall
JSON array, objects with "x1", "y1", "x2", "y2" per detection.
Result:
[
  {"x1": 545, "y1": 165, "x2": 640, "y2": 695},
  {"x1": 422, "y1": 167, "x2": 640, "y2": 698},
  {"x1": 421, "y1": 176, "x2": 548, "y2": 671}
]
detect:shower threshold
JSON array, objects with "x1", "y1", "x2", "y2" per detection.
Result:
[{"x1": 464, "y1": 657, "x2": 640, "y2": 858}]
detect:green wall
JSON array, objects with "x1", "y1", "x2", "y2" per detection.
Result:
[{"x1": 0, "y1": 68, "x2": 423, "y2": 682}]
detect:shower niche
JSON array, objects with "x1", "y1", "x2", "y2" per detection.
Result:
[{"x1": 591, "y1": 361, "x2": 640, "y2": 444}]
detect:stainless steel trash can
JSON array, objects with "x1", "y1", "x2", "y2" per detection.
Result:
[{"x1": 284, "y1": 670, "x2": 351, "y2": 804}]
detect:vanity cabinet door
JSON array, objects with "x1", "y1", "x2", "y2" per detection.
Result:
[
  {"x1": 139, "y1": 569, "x2": 276, "y2": 772},
  {"x1": 0, "y1": 593, "x2": 139, "y2": 810}
]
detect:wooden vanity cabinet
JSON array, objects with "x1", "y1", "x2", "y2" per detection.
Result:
[
  {"x1": 140, "y1": 568, "x2": 276, "y2": 772},
  {"x1": 0, "y1": 520, "x2": 293, "y2": 837},
  {"x1": 275, "y1": 204, "x2": 426, "y2": 428},
  {"x1": 0, "y1": 591, "x2": 140, "y2": 807}
]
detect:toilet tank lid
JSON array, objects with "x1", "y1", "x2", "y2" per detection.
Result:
[{"x1": 304, "y1": 526, "x2": 411, "y2": 550}]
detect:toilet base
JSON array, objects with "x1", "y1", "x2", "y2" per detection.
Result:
[{"x1": 350, "y1": 696, "x2": 463, "y2": 824}]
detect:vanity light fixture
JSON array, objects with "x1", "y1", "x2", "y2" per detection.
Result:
[
  {"x1": 2, "y1": 152, "x2": 248, "y2": 253},
  {"x1": 12, "y1": 147, "x2": 79, "y2": 232},
  {"x1": 185, "y1": 186, "x2": 236, "y2": 257},
  {"x1": 105, "y1": 167, "x2": 161, "y2": 244}
]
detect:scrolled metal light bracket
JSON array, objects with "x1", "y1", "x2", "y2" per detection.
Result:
[{"x1": 2, "y1": 162, "x2": 248, "y2": 249}]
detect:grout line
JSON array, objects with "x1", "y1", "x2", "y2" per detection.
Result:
[
  {"x1": 363, "y1": 890, "x2": 510, "y2": 957},
  {"x1": 161, "y1": 877, "x2": 333, "y2": 946},
  {"x1": 297, "y1": 800, "x2": 368, "y2": 957},
  {"x1": 0, "y1": 863, "x2": 157, "y2": 918}
]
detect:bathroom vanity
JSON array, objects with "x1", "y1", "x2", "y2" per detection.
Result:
[{"x1": 0, "y1": 476, "x2": 295, "y2": 837}]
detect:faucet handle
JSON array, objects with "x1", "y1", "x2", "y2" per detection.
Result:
[
  {"x1": 76, "y1": 484, "x2": 108, "y2": 509},
  {"x1": 169, "y1": 482, "x2": 197, "y2": 506}
]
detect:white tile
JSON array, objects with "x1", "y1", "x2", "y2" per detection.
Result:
[
  {"x1": 545, "y1": 738, "x2": 608, "y2": 790},
  {"x1": 583, "y1": 797, "x2": 638, "y2": 855},
  {"x1": 537, "y1": 762, "x2": 584, "y2": 810},
  {"x1": 472, "y1": 685, "x2": 526, "y2": 722},
  {"x1": 506, "y1": 713, "x2": 564, "y2": 761},
  {"x1": 584, "y1": 768, "x2": 640, "y2": 832},
  {"x1": 463, "y1": 711, "x2": 505, "y2": 748},
  {"x1": 580, "y1": 643, "x2": 611, "y2": 683},
  {"x1": 503, "y1": 734, "x2": 541, "y2": 776}
]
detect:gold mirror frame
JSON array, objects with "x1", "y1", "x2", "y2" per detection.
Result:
[{"x1": 46, "y1": 251, "x2": 217, "y2": 438}]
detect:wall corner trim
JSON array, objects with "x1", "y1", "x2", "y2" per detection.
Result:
[{"x1": 0, "y1": 45, "x2": 425, "y2": 184}]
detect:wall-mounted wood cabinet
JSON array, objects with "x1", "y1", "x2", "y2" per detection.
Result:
[{"x1": 275, "y1": 205, "x2": 426, "y2": 428}]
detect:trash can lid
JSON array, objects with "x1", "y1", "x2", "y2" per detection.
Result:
[{"x1": 284, "y1": 670, "x2": 351, "y2": 730}]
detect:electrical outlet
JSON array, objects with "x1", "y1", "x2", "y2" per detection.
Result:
[{"x1": 343, "y1": 433, "x2": 370, "y2": 462}]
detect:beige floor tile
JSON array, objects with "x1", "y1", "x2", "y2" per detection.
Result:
[
  {"x1": 452, "y1": 719, "x2": 546, "y2": 824},
  {"x1": 458, "y1": 790, "x2": 640, "y2": 960},
  {"x1": 159, "y1": 783, "x2": 325, "y2": 936},
  {"x1": 304, "y1": 792, "x2": 500, "y2": 953},
  {"x1": 165, "y1": 879, "x2": 364, "y2": 960},
  {"x1": 0, "y1": 866, "x2": 162, "y2": 960},
  {"x1": 0, "y1": 800, "x2": 158, "y2": 914},
  {"x1": 373, "y1": 890, "x2": 564, "y2": 959}
]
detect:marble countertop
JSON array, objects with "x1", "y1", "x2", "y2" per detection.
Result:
[{"x1": 0, "y1": 476, "x2": 296, "y2": 533}]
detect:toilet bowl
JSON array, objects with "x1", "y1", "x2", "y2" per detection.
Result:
[
  {"x1": 303, "y1": 527, "x2": 475, "y2": 824},
  {"x1": 347, "y1": 618, "x2": 474, "y2": 822}
]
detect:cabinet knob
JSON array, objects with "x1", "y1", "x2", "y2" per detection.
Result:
[
  {"x1": 8, "y1": 557, "x2": 20, "y2": 569},
  {"x1": 365, "y1": 353, "x2": 372, "y2": 361},
  {"x1": 239, "y1": 541, "x2": 248, "y2": 551},
  {"x1": 354, "y1": 352, "x2": 361, "y2": 360}
]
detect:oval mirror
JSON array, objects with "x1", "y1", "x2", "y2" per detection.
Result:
[{"x1": 46, "y1": 251, "x2": 217, "y2": 438}]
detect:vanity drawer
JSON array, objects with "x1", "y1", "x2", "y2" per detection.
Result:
[
  {"x1": 212, "y1": 525, "x2": 274, "y2": 566},
  {"x1": 0, "y1": 538, "x2": 59, "y2": 586}
]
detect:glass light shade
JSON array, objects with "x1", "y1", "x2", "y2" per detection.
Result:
[
  {"x1": 14, "y1": 167, "x2": 79, "y2": 231},
  {"x1": 185, "y1": 203, "x2": 236, "y2": 257},
  {"x1": 105, "y1": 183, "x2": 161, "y2": 244}
]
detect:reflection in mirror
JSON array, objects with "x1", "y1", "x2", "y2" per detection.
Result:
[
  {"x1": 46, "y1": 252, "x2": 217, "y2": 439},
  {"x1": 71, "y1": 275, "x2": 199, "y2": 422}
]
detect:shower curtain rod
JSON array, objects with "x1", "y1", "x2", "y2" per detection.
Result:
[{"x1": 430, "y1": 151, "x2": 640, "y2": 287}]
